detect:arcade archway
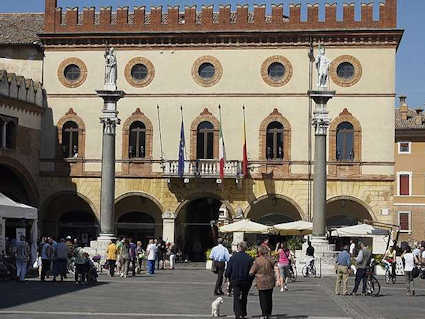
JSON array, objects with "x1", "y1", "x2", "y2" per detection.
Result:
[
  {"x1": 175, "y1": 197, "x2": 222, "y2": 261},
  {"x1": 41, "y1": 192, "x2": 99, "y2": 245},
  {"x1": 326, "y1": 197, "x2": 373, "y2": 227},
  {"x1": 115, "y1": 193, "x2": 163, "y2": 244},
  {"x1": 246, "y1": 195, "x2": 304, "y2": 226}
]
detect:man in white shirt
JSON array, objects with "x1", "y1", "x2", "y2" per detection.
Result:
[
  {"x1": 146, "y1": 239, "x2": 158, "y2": 275},
  {"x1": 349, "y1": 240, "x2": 356, "y2": 256}
]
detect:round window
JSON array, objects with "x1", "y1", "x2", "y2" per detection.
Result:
[
  {"x1": 64, "y1": 64, "x2": 81, "y2": 82},
  {"x1": 336, "y1": 62, "x2": 355, "y2": 80},
  {"x1": 268, "y1": 62, "x2": 285, "y2": 81},
  {"x1": 131, "y1": 64, "x2": 148, "y2": 81},
  {"x1": 198, "y1": 63, "x2": 215, "y2": 79}
]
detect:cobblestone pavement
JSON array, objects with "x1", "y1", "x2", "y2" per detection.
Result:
[{"x1": 0, "y1": 268, "x2": 424, "y2": 319}]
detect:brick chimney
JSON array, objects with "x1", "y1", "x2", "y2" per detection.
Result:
[
  {"x1": 415, "y1": 109, "x2": 424, "y2": 125},
  {"x1": 399, "y1": 96, "x2": 408, "y2": 121}
]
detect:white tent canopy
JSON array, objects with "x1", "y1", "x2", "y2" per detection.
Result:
[
  {"x1": 330, "y1": 224, "x2": 389, "y2": 238},
  {"x1": 219, "y1": 219, "x2": 270, "y2": 234},
  {"x1": 0, "y1": 193, "x2": 38, "y2": 263},
  {"x1": 0, "y1": 193, "x2": 37, "y2": 219},
  {"x1": 272, "y1": 220, "x2": 313, "y2": 236}
]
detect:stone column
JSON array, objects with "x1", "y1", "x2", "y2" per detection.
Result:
[
  {"x1": 96, "y1": 90, "x2": 124, "y2": 241},
  {"x1": 162, "y1": 212, "x2": 176, "y2": 243},
  {"x1": 308, "y1": 90, "x2": 335, "y2": 246}
]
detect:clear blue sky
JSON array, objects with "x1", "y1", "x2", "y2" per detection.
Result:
[{"x1": 1, "y1": 0, "x2": 424, "y2": 107}]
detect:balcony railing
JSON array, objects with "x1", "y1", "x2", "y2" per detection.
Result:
[{"x1": 163, "y1": 160, "x2": 241, "y2": 178}]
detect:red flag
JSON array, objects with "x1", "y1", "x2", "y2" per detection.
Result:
[{"x1": 242, "y1": 106, "x2": 248, "y2": 177}]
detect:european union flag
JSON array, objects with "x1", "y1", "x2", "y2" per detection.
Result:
[{"x1": 178, "y1": 120, "x2": 185, "y2": 177}]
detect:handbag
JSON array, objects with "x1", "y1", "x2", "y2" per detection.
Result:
[{"x1": 412, "y1": 266, "x2": 420, "y2": 279}]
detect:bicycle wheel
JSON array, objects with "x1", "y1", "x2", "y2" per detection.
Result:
[
  {"x1": 302, "y1": 265, "x2": 308, "y2": 278},
  {"x1": 311, "y1": 265, "x2": 317, "y2": 277},
  {"x1": 289, "y1": 267, "x2": 297, "y2": 282},
  {"x1": 367, "y1": 276, "x2": 381, "y2": 296},
  {"x1": 384, "y1": 269, "x2": 390, "y2": 284},
  {"x1": 391, "y1": 273, "x2": 396, "y2": 284}
]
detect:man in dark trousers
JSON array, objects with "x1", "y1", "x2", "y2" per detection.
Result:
[
  {"x1": 225, "y1": 241, "x2": 253, "y2": 319},
  {"x1": 351, "y1": 241, "x2": 371, "y2": 296},
  {"x1": 209, "y1": 238, "x2": 230, "y2": 295}
]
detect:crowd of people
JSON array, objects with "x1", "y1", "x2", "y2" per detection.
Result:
[{"x1": 105, "y1": 237, "x2": 177, "y2": 278}]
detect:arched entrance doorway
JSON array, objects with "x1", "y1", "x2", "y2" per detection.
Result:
[
  {"x1": 175, "y1": 197, "x2": 222, "y2": 261},
  {"x1": 42, "y1": 192, "x2": 99, "y2": 245},
  {"x1": 326, "y1": 197, "x2": 373, "y2": 227},
  {"x1": 246, "y1": 195, "x2": 303, "y2": 226},
  {"x1": 0, "y1": 164, "x2": 32, "y2": 205},
  {"x1": 115, "y1": 193, "x2": 163, "y2": 245}
]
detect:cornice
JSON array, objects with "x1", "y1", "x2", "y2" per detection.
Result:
[{"x1": 38, "y1": 29, "x2": 403, "y2": 49}]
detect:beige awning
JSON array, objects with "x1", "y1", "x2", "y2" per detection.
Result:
[
  {"x1": 219, "y1": 219, "x2": 270, "y2": 234},
  {"x1": 272, "y1": 220, "x2": 313, "y2": 236}
]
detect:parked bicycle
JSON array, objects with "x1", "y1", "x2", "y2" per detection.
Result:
[
  {"x1": 383, "y1": 260, "x2": 396, "y2": 284},
  {"x1": 302, "y1": 258, "x2": 317, "y2": 278},
  {"x1": 288, "y1": 261, "x2": 297, "y2": 282}
]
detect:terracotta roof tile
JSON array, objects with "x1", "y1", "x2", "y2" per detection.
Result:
[
  {"x1": 395, "y1": 108, "x2": 425, "y2": 129},
  {"x1": 0, "y1": 13, "x2": 43, "y2": 45}
]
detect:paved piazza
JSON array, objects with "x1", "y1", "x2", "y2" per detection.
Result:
[{"x1": 0, "y1": 267, "x2": 424, "y2": 319}]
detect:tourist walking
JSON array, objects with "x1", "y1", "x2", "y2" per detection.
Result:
[
  {"x1": 384, "y1": 246, "x2": 397, "y2": 279},
  {"x1": 168, "y1": 243, "x2": 177, "y2": 270},
  {"x1": 40, "y1": 238, "x2": 53, "y2": 281},
  {"x1": 250, "y1": 245, "x2": 275, "y2": 319},
  {"x1": 74, "y1": 243, "x2": 89, "y2": 284},
  {"x1": 128, "y1": 238, "x2": 137, "y2": 276},
  {"x1": 146, "y1": 239, "x2": 158, "y2": 274},
  {"x1": 53, "y1": 238, "x2": 68, "y2": 281},
  {"x1": 306, "y1": 241, "x2": 315, "y2": 275},
  {"x1": 209, "y1": 238, "x2": 230, "y2": 296},
  {"x1": 335, "y1": 245, "x2": 351, "y2": 295},
  {"x1": 14, "y1": 235, "x2": 29, "y2": 282},
  {"x1": 350, "y1": 242, "x2": 371, "y2": 296},
  {"x1": 136, "y1": 241, "x2": 145, "y2": 273},
  {"x1": 349, "y1": 240, "x2": 356, "y2": 256},
  {"x1": 275, "y1": 242, "x2": 291, "y2": 292},
  {"x1": 402, "y1": 246, "x2": 419, "y2": 296},
  {"x1": 225, "y1": 241, "x2": 253, "y2": 319},
  {"x1": 157, "y1": 239, "x2": 166, "y2": 270},
  {"x1": 106, "y1": 239, "x2": 118, "y2": 277},
  {"x1": 118, "y1": 239, "x2": 130, "y2": 278}
]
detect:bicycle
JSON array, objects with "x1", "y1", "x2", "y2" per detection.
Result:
[
  {"x1": 365, "y1": 259, "x2": 381, "y2": 296},
  {"x1": 302, "y1": 259, "x2": 317, "y2": 278},
  {"x1": 383, "y1": 260, "x2": 396, "y2": 284},
  {"x1": 288, "y1": 263, "x2": 297, "y2": 282}
]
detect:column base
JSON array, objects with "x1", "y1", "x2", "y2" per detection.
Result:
[{"x1": 309, "y1": 236, "x2": 336, "y2": 253}]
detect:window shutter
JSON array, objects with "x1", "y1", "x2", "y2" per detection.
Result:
[
  {"x1": 399, "y1": 175, "x2": 410, "y2": 195},
  {"x1": 399, "y1": 213, "x2": 410, "y2": 231}
]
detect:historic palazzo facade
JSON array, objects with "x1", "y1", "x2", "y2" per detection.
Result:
[{"x1": 0, "y1": 0, "x2": 405, "y2": 257}]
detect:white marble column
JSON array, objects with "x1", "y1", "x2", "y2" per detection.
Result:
[{"x1": 162, "y1": 212, "x2": 176, "y2": 243}]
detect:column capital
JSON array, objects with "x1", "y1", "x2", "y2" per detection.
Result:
[{"x1": 162, "y1": 211, "x2": 176, "y2": 220}]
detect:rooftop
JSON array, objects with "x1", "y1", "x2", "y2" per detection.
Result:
[
  {"x1": 0, "y1": 13, "x2": 43, "y2": 45},
  {"x1": 395, "y1": 107, "x2": 425, "y2": 130}
]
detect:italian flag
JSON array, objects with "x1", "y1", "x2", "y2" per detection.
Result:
[
  {"x1": 242, "y1": 106, "x2": 248, "y2": 177},
  {"x1": 219, "y1": 106, "x2": 226, "y2": 179}
]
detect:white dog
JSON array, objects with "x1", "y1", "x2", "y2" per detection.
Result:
[{"x1": 211, "y1": 296, "x2": 224, "y2": 317}]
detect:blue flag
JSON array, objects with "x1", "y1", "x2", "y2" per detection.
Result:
[{"x1": 178, "y1": 120, "x2": 185, "y2": 177}]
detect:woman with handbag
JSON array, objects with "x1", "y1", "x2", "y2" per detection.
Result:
[
  {"x1": 402, "y1": 246, "x2": 419, "y2": 296},
  {"x1": 275, "y1": 242, "x2": 291, "y2": 292},
  {"x1": 250, "y1": 245, "x2": 275, "y2": 319}
]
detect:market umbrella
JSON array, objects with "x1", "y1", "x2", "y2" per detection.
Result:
[
  {"x1": 330, "y1": 224, "x2": 389, "y2": 238},
  {"x1": 272, "y1": 220, "x2": 313, "y2": 236},
  {"x1": 219, "y1": 219, "x2": 270, "y2": 234}
]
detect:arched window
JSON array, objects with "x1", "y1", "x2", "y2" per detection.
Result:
[
  {"x1": 129, "y1": 121, "x2": 146, "y2": 158},
  {"x1": 266, "y1": 121, "x2": 284, "y2": 160},
  {"x1": 336, "y1": 122, "x2": 354, "y2": 161},
  {"x1": 197, "y1": 121, "x2": 214, "y2": 159},
  {"x1": 62, "y1": 121, "x2": 79, "y2": 158},
  {"x1": 5, "y1": 121, "x2": 16, "y2": 149}
]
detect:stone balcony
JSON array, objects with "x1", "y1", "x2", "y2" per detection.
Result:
[{"x1": 162, "y1": 159, "x2": 241, "y2": 179}]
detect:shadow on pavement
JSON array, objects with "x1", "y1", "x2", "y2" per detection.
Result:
[
  {"x1": 0, "y1": 280, "x2": 107, "y2": 309},
  {"x1": 251, "y1": 315, "x2": 308, "y2": 319}
]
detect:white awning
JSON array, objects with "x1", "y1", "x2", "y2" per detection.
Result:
[
  {"x1": 272, "y1": 220, "x2": 313, "y2": 236},
  {"x1": 219, "y1": 219, "x2": 270, "y2": 234},
  {"x1": 331, "y1": 224, "x2": 389, "y2": 238},
  {"x1": 0, "y1": 193, "x2": 37, "y2": 220}
]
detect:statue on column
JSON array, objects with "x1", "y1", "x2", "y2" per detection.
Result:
[
  {"x1": 104, "y1": 47, "x2": 117, "y2": 90},
  {"x1": 315, "y1": 45, "x2": 330, "y2": 89}
]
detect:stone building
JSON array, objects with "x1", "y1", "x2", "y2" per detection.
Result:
[
  {"x1": 0, "y1": 0, "x2": 405, "y2": 258},
  {"x1": 394, "y1": 96, "x2": 425, "y2": 242}
]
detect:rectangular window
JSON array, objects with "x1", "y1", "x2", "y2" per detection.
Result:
[
  {"x1": 398, "y1": 211, "x2": 411, "y2": 233},
  {"x1": 398, "y1": 142, "x2": 411, "y2": 154},
  {"x1": 398, "y1": 173, "x2": 411, "y2": 196}
]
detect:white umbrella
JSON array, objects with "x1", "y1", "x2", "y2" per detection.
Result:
[
  {"x1": 219, "y1": 219, "x2": 270, "y2": 234},
  {"x1": 273, "y1": 220, "x2": 313, "y2": 236},
  {"x1": 331, "y1": 224, "x2": 388, "y2": 238}
]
